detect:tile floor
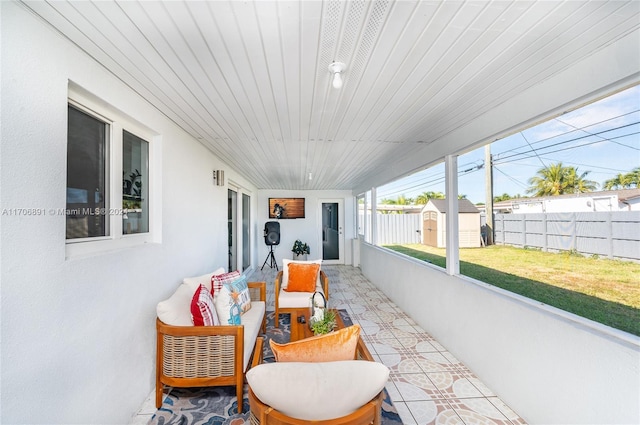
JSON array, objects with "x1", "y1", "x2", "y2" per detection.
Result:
[{"x1": 131, "y1": 264, "x2": 527, "y2": 425}]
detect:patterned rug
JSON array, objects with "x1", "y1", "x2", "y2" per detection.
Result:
[{"x1": 150, "y1": 310, "x2": 403, "y2": 425}]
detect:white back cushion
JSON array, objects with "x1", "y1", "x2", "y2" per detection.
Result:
[
  {"x1": 156, "y1": 283, "x2": 194, "y2": 326},
  {"x1": 182, "y1": 267, "x2": 225, "y2": 292},
  {"x1": 247, "y1": 360, "x2": 389, "y2": 421}
]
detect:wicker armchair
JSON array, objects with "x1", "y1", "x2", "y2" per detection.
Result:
[
  {"x1": 274, "y1": 269, "x2": 329, "y2": 328},
  {"x1": 248, "y1": 387, "x2": 383, "y2": 425},
  {"x1": 248, "y1": 324, "x2": 384, "y2": 424},
  {"x1": 155, "y1": 281, "x2": 267, "y2": 412}
]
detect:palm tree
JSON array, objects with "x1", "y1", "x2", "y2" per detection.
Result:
[
  {"x1": 603, "y1": 167, "x2": 640, "y2": 189},
  {"x1": 630, "y1": 167, "x2": 640, "y2": 187},
  {"x1": 527, "y1": 162, "x2": 597, "y2": 197},
  {"x1": 415, "y1": 191, "x2": 445, "y2": 204},
  {"x1": 565, "y1": 167, "x2": 598, "y2": 193},
  {"x1": 603, "y1": 173, "x2": 631, "y2": 190}
]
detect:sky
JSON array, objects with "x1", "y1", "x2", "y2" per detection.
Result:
[{"x1": 377, "y1": 85, "x2": 640, "y2": 205}]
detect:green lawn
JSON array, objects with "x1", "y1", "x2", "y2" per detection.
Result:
[{"x1": 383, "y1": 244, "x2": 640, "y2": 336}]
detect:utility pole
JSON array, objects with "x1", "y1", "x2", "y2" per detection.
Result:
[{"x1": 484, "y1": 145, "x2": 494, "y2": 246}]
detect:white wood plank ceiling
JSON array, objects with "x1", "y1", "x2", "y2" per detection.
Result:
[{"x1": 20, "y1": 0, "x2": 640, "y2": 192}]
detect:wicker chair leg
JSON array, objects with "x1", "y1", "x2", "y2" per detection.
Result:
[
  {"x1": 236, "y1": 381, "x2": 243, "y2": 414},
  {"x1": 155, "y1": 383, "x2": 163, "y2": 408}
]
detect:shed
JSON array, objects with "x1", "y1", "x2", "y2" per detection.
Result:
[{"x1": 421, "y1": 199, "x2": 481, "y2": 248}]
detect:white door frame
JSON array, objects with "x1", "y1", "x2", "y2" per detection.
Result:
[{"x1": 318, "y1": 198, "x2": 344, "y2": 265}]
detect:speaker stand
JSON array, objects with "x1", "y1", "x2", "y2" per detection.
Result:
[{"x1": 261, "y1": 245, "x2": 279, "y2": 271}]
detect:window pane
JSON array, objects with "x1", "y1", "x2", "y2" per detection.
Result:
[
  {"x1": 67, "y1": 105, "x2": 108, "y2": 239},
  {"x1": 122, "y1": 130, "x2": 149, "y2": 234}
]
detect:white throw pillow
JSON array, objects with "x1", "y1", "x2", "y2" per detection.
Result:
[
  {"x1": 182, "y1": 267, "x2": 225, "y2": 293},
  {"x1": 156, "y1": 283, "x2": 194, "y2": 326},
  {"x1": 246, "y1": 360, "x2": 389, "y2": 421},
  {"x1": 282, "y1": 259, "x2": 322, "y2": 290}
]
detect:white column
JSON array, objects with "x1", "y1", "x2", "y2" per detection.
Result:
[
  {"x1": 371, "y1": 187, "x2": 377, "y2": 246},
  {"x1": 445, "y1": 154, "x2": 460, "y2": 275}
]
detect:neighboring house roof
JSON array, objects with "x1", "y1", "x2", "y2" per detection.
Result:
[
  {"x1": 618, "y1": 188, "x2": 640, "y2": 202},
  {"x1": 424, "y1": 199, "x2": 480, "y2": 214},
  {"x1": 492, "y1": 188, "x2": 640, "y2": 210}
]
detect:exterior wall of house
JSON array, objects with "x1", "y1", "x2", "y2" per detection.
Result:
[
  {"x1": 511, "y1": 194, "x2": 636, "y2": 213},
  {"x1": 360, "y1": 241, "x2": 640, "y2": 425},
  {"x1": 0, "y1": 4, "x2": 257, "y2": 423},
  {"x1": 257, "y1": 190, "x2": 355, "y2": 267}
]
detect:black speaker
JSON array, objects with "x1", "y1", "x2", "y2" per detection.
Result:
[{"x1": 264, "y1": 221, "x2": 280, "y2": 246}]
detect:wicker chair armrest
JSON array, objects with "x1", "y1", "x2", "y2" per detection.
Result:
[
  {"x1": 355, "y1": 337, "x2": 374, "y2": 361},
  {"x1": 275, "y1": 271, "x2": 283, "y2": 294},
  {"x1": 248, "y1": 281, "x2": 266, "y2": 302},
  {"x1": 251, "y1": 336, "x2": 264, "y2": 369},
  {"x1": 320, "y1": 270, "x2": 329, "y2": 300}
]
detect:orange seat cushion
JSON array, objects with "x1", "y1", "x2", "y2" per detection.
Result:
[
  {"x1": 285, "y1": 263, "x2": 320, "y2": 292},
  {"x1": 270, "y1": 324, "x2": 361, "y2": 362}
]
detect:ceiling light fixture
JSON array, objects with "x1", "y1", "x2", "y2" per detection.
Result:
[{"x1": 328, "y1": 62, "x2": 346, "y2": 89}]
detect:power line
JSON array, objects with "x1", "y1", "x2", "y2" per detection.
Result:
[
  {"x1": 555, "y1": 116, "x2": 640, "y2": 151},
  {"x1": 493, "y1": 129, "x2": 640, "y2": 164},
  {"x1": 377, "y1": 164, "x2": 483, "y2": 199},
  {"x1": 493, "y1": 165, "x2": 529, "y2": 191},
  {"x1": 493, "y1": 121, "x2": 640, "y2": 162},
  {"x1": 494, "y1": 110, "x2": 640, "y2": 157},
  {"x1": 519, "y1": 131, "x2": 547, "y2": 169}
]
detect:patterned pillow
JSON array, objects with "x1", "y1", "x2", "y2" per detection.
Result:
[
  {"x1": 214, "y1": 275, "x2": 252, "y2": 325},
  {"x1": 211, "y1": 270, "x2": 241, "y2": 297},
  {"x1": 190, "y1": 284, "x2": 220, "y2": 326}
]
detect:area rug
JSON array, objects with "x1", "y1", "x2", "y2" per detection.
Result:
[{"x1": 149, "y1": 310, "x2": 403, "y2": 425}]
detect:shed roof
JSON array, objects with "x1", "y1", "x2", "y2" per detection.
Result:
[{"x1": 424, "y1": 199, "x2": 480, "y2": 214}]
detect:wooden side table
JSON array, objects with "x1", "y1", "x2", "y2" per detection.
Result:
[{"x1": 288, "y1": 308, "x2": 374, "y2": 361}]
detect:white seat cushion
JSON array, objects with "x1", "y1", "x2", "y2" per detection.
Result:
[
  {"x1": 278, "y1": 284, "x2": 324, "y2": 308},
  {"x1": 240, "y1": 301, "x2": 265, "y2": 371},
  {"x1": 247, "y1": 360, "x2": 390, "y2": 421}
]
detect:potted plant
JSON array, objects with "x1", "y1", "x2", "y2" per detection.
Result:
[
  {"x1": 309, "y1": 309, "x2": 337, "y2": 335},
  {"x1": 291, "y1": 239, "x2": 310, "y2": 260}
]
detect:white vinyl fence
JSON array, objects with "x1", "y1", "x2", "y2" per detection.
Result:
[
  {"x1": 362, "y1": 211, "x2": 640, "y2": 262},
  {"x1": 493, "y1": 211, "x2": 640, "y2": 261},
  {"x1": 360, "y1": 213, "x2": 422, "y2": 245}
]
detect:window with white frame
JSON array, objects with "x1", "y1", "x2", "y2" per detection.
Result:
[{"x1": 66, "y1": 83, "x2": 157, "y2": 255}]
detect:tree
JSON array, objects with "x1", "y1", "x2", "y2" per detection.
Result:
[
  {"x1": 494, "y1": 193, "x2": 513, "y2": 202},
  {"x1": 526, "y1": 162, "x2": 598, "y2": 197},
  {"x1": 379, "y1": 195, "x2": 414, "y2": 214},
  {"x1": 565, "y1": 167, "x2": 598, "y2": 193},
  {"x1": 603, "y1": 167, "x2": 640, "y2": 190},
  {"x1": 415, "y1": 191, "x2": 444, "y2": 204}
]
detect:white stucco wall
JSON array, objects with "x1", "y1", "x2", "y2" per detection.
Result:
[
  {"x1": 257, "y1": 190, "x2": 355, "y2": 269},
  {"x1": 359, "y1": 242, "x2": 640, "y2": 425},
  {"x1": 1, "y1": 3, "x2": 256, "y2": 423}
]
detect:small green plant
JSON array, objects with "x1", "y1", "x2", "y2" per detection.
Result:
[
  {"x1": 310, "y1": 309, "x2": 336, "y2": 335},
  {"x1": 292, "y1": 240, "x2": 310, "y2": 256}
]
